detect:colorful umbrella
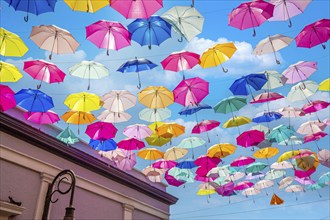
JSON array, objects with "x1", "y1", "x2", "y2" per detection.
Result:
[
  {"x1": 287, "y1": 80, "x2": 318, "y2": 102},
  {"x1": 0, "y1": 85, "x2": 16, "y2": 112},
  {"x1": 252, "y1": 124, "x2": 270, "y2": 135},
  {"x1": 245, "y1": 172, "x2": 265, "y2": 180},
  {"x1": 285, "y1": 185, "x2": 305, "y2": 200},
  {"x1": 30, "y1": 25, "x2": 79, "y2": 59},
  {"x1": 271, "y1": 161, "x2": 294, "y2": 170},
  {"x1": 101, "y1": 90, "x2": 136, "y2": 113},
  {"x1": 123, "y1": 124, "x2": 152, "y2": 139},
  {"x1": 97, "y1": 110, "x2": 132, "y2": 123},
  {"x1": 178, "y1": 137, "x2": 205, "y2": 158},
  {"x1": 236, "y1": 130, "x2": 265, "y2": 148},
  {"x1": 64, "y1": 0, "x2": 108, "y2": 13},
  {"x1": 229, "y1": 74, "x2": 268, "y2": 96},
  {"x1": 0, "y1": 28, "x2": 28, "y2": 57},
  {"x1": 254, "y1": 180, "x2": 274, "y2": 192},
  {"x1": 252, "y1": 112, "x2": 283, "y2": 123},
  {"x1": 15, "y1": 88, "x2": 54, "y2": 112},
  {"x1": 277, "y1": 106, "x2": 305, "y2": 127},
  {"x1": 317, "y1": 149, "x2": 330, "y2": 168},
  {"x1": 0, "y1": 61, "x2": 23, "y2": 82},
  {"x1": 176, "y1": 160, "x2": 197, "y2": 169},
  {"x1": 64, "y1": 92, "x2": 101, "y2": 112},
  {"x1": 213, "y1": 96, "x2": 247, "y2": 118},
  {"x1": 297, "y1": 120, "x2": 326, "y2": 135},
  {"x1": 194, "y1": 155, "x2": 221, "y2": 168},
  {"x1": 117, "y1": 138, "x2": 145, "y2": 151},
  {"x1": 242, "y1": 187, "x2": 262, "y2": 197},
  {"x1": 223, "y1": 116, "x2": 252, "y2": 134},
  {"x1": 157, "y1": 123, "x2": 185, "y2": 138},
  {"x1": 253, "y1": 147, "x2": 279, "y2": 159},
  {"x1": 152, "y1": 159, "x2": 177, "y2": 169},
  {"x1": 261, "y1": 70, "x2": 288, "y2": 90},
  {"x1": 302, "y1": 100, "x2": 330, "y2": 114},
  {"x1": 250, "y1": 92, "x2": 284, "y2": 104},
  {"x1": 168, "y1": 167, "x2": 195, "y2": 183},
  {"x1": 139, "y1": 108, "x2": 171, "y2": 122},
  {"x1": 282, "y1": 61, "x2": 317, "y2": 84},
  {"x1": 234, "y1": 181, "x2": 254, "y2": 191},
  {"x1": 265, "y1": 170, "x2": 286, "y2": 180},
  {"x1": 143, "y1": 166, "x2": 165, "y2": 183},
  {"x1": 138, "y1": 86, "x2": 174, "y2": 108},
  {"x1": 85, "y1": 121, "x2": 117, "y2": 140},
  {"x1": 192, "y1": 120, "x2": 220, "y2": 142},
  {"x1": 115, "y1": 149, "x2": 136, "y2": 171},
  {"x1": 319, "y1": 78, "x2": 330, "y2": 91},
  {"x1": 295, "y1": 177, "x2": 315, "y2": 185},
  {"x1": 178, "y1": 103, "x2": 212, "y2": 116},
  {"x1": 89, "y1": 139, "x2": 117, "y2": 151},
  {"x1": 245, "y1": 162, "x2": 268, "y2": 173},
  {"x1": 61, "y1": 111, "x2": 96, "y2": 125},
  {"x1": 145, "y1": 134, "x2": 171, "y2": 147},
  {"x1": 268, "y1": 124, "x2": 295, "y2": 143},
  {"x1": 86, "y1": 20, "x2": 131, "y2": 55},
  {"x1": 318, "y1": 172, "x2": 330, "y2": 186},
  {"x1": 207, "y1": 143, "x2": 236, "y2": 159},
  {"x1": 303, "y1": 132, "x2": 328, "y2": 144},
  {"x1": 279, "y1": 176, "x2": 295, "y2": 189},
  {"x1": 277, "y1": 150, "x2": 301, "y2": 162},
  {"x1": 164, "y1": 147, "x2": 188, "y2": 161},
  {"x1": 23, "y1": 110, "x2": 60, "y2": 124},
  {"x1": 278, "y1": 135, "x2": 303, "y2": 146},
  {"x1": 231, "y1": 156, "x2": 255, "y2": 167},
  {"x1": 56, "y1": 126, "x2": 79, "y2": 145},
  {"x1": 164, "y1": 171, "x2": 186, "y2": 187},
  {"x1": 137, "y1": 148, "x2": 164, "y2": 160},
  {"x1": 111, "y1": 0, "x2": 163, "y2": 19}
]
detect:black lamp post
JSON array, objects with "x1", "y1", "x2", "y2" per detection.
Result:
[{"x1": 42, "y1": 170, "x2": 76, "y2": 220}]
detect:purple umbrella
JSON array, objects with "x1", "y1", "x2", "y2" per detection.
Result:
[
  {"x1": 0, "y1": 85, "x2": 16, "y2": 112},
  {"x1": 216, "y1": 181, "x2": 235, "y2": 196},
  {"x1": 115, "y1": 149, "x2": 136, "y2": 171},
  {"x1": 165, "y1": 170, "x2": 186, "y2": 187},
  {"x1": 23, "y1": 110, "x2": 60, "y2": 124},
  {"x1": 152, "y1": 159, "x2": 177, "y2": 169},
  {"x1": 282, "y1": 61, "x2": 317, "y2": 84},
  {"x1": 295, "y1": 177, "x2": 315, "y2": 185},
  {"x1": 317, "y1": 149, "x2": 330, "y2": 168}
]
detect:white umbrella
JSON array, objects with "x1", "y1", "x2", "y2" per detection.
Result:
[
  {"x1": 139, "y1": 108, "x2": 171, "y2": 122},
  {"x1": 297, "y1": 120, "x2": 326, "y2": 135},
  {"x1": 279, "y1": 176, "x2": 295, "y2": 189},
  {"x1": 101, "y1": 90, "x2": 136, "y2": 112},
  {"x1": 271, "y1": 161, "x2": 294, "y2": 170},
  {"x1": 259, "y1": 70, "x2": 288, "y2": 90},
  {"x1": 97, "y1": 110, "x2": 132, "y2": 123},
  {"x1": 287, "y1": 80, "x2": 318, "y2": 102}
]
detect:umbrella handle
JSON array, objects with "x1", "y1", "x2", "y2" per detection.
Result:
[
  {"x1": 49, "y1": 53, "x2": 52, "y2": 60},
  {"x1": 276, "y1": 60, "x2": 281, "y2": 65},
  {"x1": 288, "y1": 19, "x2": 292, "y2": 28},
  {"x1": 252, "y1": 28, "x2": 256, "y2": 37},
  {"x1": 148, "y1": 45, "x2": 151, "y2": 50},
  {"x1": 178, "y1": 36, "x2": 183, "y2": 42},
  {"x1": 87, "y1": 84, "x2": 90, "y2": 90},
  {"x1": 107, "y1": 50, "x2": 110, "y2": 56},
  {"x1": 322, "y1": 44, "x2": 326, "y2": 49},
  {"x1": 37, "y1": 84, "x2": 41, "y2": 89},
  {"x1": 24, "y1": 15, "x2": 29, "y2": 22},
  {"x1": 222, "y1": 66, "x2": 228, "y2": 73}
]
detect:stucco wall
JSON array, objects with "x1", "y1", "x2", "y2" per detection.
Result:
[{"x1": 133, "y1": 209, "x2": 162, "y2": 220}]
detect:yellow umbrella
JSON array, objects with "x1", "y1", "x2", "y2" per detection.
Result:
[
  {"x1": 200, "y1": 42, "x2": 237, "y2": 72},
  {"x1": 138, "y1": 86, "x2": 174, "y2": 108},
  {"x1": 319, "y1": 78, "x2": 330, "y2": 91},
  {"x1": 197, "y1": 189, "x2": 216, "y2": 196},
  {"x1": 157, "y1": 123, "x2": 185, "y2": 138},
  {"x1": 277, "y1": 150, "x2": 300, "y2": 162},
  {"x1": 253, "y1": 147, "x2": 279, "y2": 159},
  {"x1": 61, "y1": 110, "x2": 96, "y2": 133},
  {"x1": 164, "y1": 147, "x2": 188, "y2": 160},
  {"x1": 0, "y1": 28, "x2": 28, "y2": 57},
  {"x1": 137, "y1": 148, "x2": 164, "y2": 160},
  {"x1": 222, "y1": 116, "x2": 252, "y2": 133},
  {"x1": 0, "y1": 61, "x2": 23, "y2": 82},
  {"x1": 148, "y1": 122, "x2": 166, "y2": 133},
  {"x1": 64, "y1": 92, "x2": 101, "y2": 112},
  {"x1": 64, "y1": 0, "x2": 108, "y2": 13},
  {"x1": 145, "y1": 134, "x2": 171, "y2": 147},
  {"x1": 207, "y1": 143, "x2": 236, "y2": 158}
]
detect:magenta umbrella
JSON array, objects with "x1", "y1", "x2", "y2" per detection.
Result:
[
  {"x1": 303, "y1": 131, "x2": 328, "y2": 144},
  {"x1": 229, "y1": 0, "x2": 275, "y2": 37},
  {"x1": 296, "y1": 18, "x2": 330, "y2": 49},
  {"x1": 216, "y1": 181, "x2": 235, "y2": 196},
  {"x1": 161, "y1": 51, "x2": 200, "y2": 80},
  {"x1": 282, "y1": 61, "x2": 317, "y2": 84},
  {"x1": 196, "y1": 166, "x2": 216, "y2": 177},
  {"x1": 85, "y1": 121, "x2": 117, "y2": 141},
  {"x1": 115, "y1": 149, "x2": 136, "y2": 171},
  {"x1": 23, "y1": 60, "x2": 66, "y2": 89},
  {"x1": 173, "y1": 77, "x2": 209, "y2": 106},
  {"x1": 294, "y1": 168, "x2": 316, "y2": 178},
  {"x1": 250, "y1": 92, "x2": 284, "y2": 104},
  {"x1": 86, "y1": 20, "x2": 131, "y2": 55},
  {"x1": 295, "y1": 177, "x2": 315, "y2": 185},
  {"x1": 110, "y1": 0, "x2": 163, "y2": 19},
  {"x1": 236, "y1": 130, "x2": 265, "y2": 148},
  {"x1": 302, "y1": 100, "x2": 330, "y2": 114},
  {"x1": 123, "y1": 124, "x2": 152, "y2": 139},
  {"x1": 152, "y1": 159, "x2": 177, "y2": 169},
  {"x1": 192, "y1": 120, "x2": 220, "y2": 142},
  {"x1": 117, "y1": 138, "x2": 145, "y2": 150},
  {"x1": 234, "y1": 181, "x2": 254, "y2": 191},
  {"x1": 194, "y1": 155, "x2": 221, "y2": 167},
  {"x1": 23, "y1": 110, "x2": 60, "y2": 124},
  {"x1": 231, "y1": 156, "x2": 255, "y2": 167},
  {"x1": 195, "y1": 175, "x2": 215, "y2": 183},
  {"x1": 0, "y1": 85, "x2": 16, "y2": 112},
  {"x1": 165, "y1": 170, "x2": 185, "y2": 187}
]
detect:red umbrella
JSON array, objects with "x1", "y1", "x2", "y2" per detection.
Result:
[
  {"x1": 236, "y1": 130, "x2": 265, "y2": 148},
  {"x1": 85, "y1": 121, "x2": 118, "y2": 141},
  {"x1": 230, "y1": 156, "x2": 255, "y2": 167},
  {"x1": 250, "y1": 92, "x2": 284, "y2": 104},
  {"x1": 302, "y1": 100, "x2": 330, "y2": 114},
  {"x1": 117, "y1": 138, "x2": 145, "y2": 150},
  {"x1": 192, "y1": 120, "x2": 220, "y2": 142},
  {"x1": 0, "y1": 85, "x2": 16, "y2": 112}
]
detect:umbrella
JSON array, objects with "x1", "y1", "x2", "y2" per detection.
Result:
[
  {"x1": 139, "y1": 108, "x2": 171, "y2": 122},
  {"x1": 319, "y1": 78, "x2": 330, "y2": 91},
  {"x1": 161, "y1": 6, "x2": 204, "y2": 41},
  {"x1": 253, "y1": 34, "x2": 293, "y2": 64},
  {"x1": 69, "y1": 61, "x2": 109, "y2": 90},
  {"x1": 295, "y1": 177, "x2": 315, "y2": 185},
  {"x1": 64, "y1": 0, "x2": 108, "y2": 13},
  {"x1": 223, "y1": 116, "x2": 252, "y2": 128},
  {"x1": 164, "y1": 171, "x2": 185, "y2": 187},
  {"x1": 56, "y1": 126, "x2": 79, "y2": 145},
  {"x1": 269, "y1": 0, "x2": 311, "y2": 27},
  {"x1": 252, "y1": 112, "x2": 283, "y2": 123},
  {"x1": 253, "y1": 147, "x2": 279, "y2": 159},
  {"x1": 173, "y1": 77, "x2": 209, "y2": 107},
  {"x1": 192, "y1": 120, "x2": 220, "y2": 142},
  {"x1": 278, "y1": 135, "x2": 303, "y2": 146},
  {"x1": 148, "y1": 121, "x2": 166, "y2": 133},
  {"x1": 317, "y1": 149, "x2": 330, "y2": 168},
  {"x1": 297, "y1": 120, "x2": 326, "y2": 135},
  {"x1": 268, "y1": 125, "x2": 295, "y2": 143},
  {"x1": 168, "y1": 167, "x2": 195, "y2": 183},
  {"x1": 128, "y1": 16, "x2": 171, "y2": 50},
  {"x1": 231, "y1": 156, "x2": 255, "y2": 167},
  {"x1": 318, "y1": 172, "x2": 330, "y2": 186},
  {"x1": 138, "y1": 86, "x2": 174, "y2": 108},
  {"x1": 152, "y1": 159, "x2": 177, "y2": 169},
  {"x1": 288, "y1": 80, "x2": 319, "y2": 102},
  {"x1": 234, "y1": 181, "x2": 254, "y2": 191},
  {"x1": 229, "y1": 74, "x2": 268, "y2": 96},
  {"x1": 245, "y1": 172, "x2": 265, "y2": 180},
  {"x1": 208, "y1": 165, "x2": 237, "y2": 179},
  {"x1": 97, "y1": 110, "x2": 132, "y2": 123},
  {"x1": 270, "y1": 193, "x2": 284, "y2": 205},
  {"x1": 4, "y1": 0, "x2": 57, "y2": 21},
  {"x1": 143, "y1": 167, "x2": 165, "y2": 183},
  {"x1": 23, "y1": 110, "x2": 60, "y2": 124},
  {"x1": 302, "y1": 100, "x2": 330, "y2": 114},
  {"x1": 245, "y1": 162, "x2": 268, "y2": 174},
  {"x1": 15, "y1": 88, "x2": 54, "y2": 112},
  {"x1": 194, "y1": 155, "x2": 221, "y2": 167},
  {"x1": 0, "y1": 28, "x2": 28, "y2": 57},
  {"x1": 200, "y1": 42, "x2": 237, "y2": 72},
  {"x1": 254, "y1": 180, "x2": 274, "y2": 192},
  {"x1": 178, "y1": 137, "x2": 205, "y2": 159},
  {"x1": 252, "y1": 125, "x2": 270, "y2": 135},
  {"x1": 285, "y1": 185, "x2": 305, "y2": 200},
  {"x1": 0, "y1": 61, "x2": 23, "y2": 82},
  {"x1": 115, "y1": 149, "x2": 136, "y2": 171},
  {"x1": 30, "y1": 25, "x2": 79, "y2": 60},
  {"x1": 23, "y1": 60, "x2": 66, "y2": 89},
  {"x1": 110, "y1": 0, "x2": 163, "y2": 19},
  {"x1": 85, "y1": 121, "x2": 117, "y2": 140},
  {"x1": 277, "y1": 106, "x2": 305, "y2": 127},
  {"x1": 282, "y1": 61, "x2": 317, "y2": 84},
  {"x1": 236, "y1": 130, "x2": 265, "y2": 148},
  {"x1": 213, "y1": 96, "x2": 247, "y2": 118},
  {"x1": 123, "y1": 124, "x2": 152, "y2": 139},
  {"x1": 157, "y1": 123, "x2": 185, "y2": 138},
  {"x1": 137, "y1": 148, "x2": 164, "y2": 160},
  {"x1": 145, "y1": 134, "x2": 171, "y2": 147},
  {"x1": 101, "y1": 90, "x2": 136, "y2": 113},
  {"x1": 64, "y1": 92, "x2": 101, "y2": 112},
  {"x1": 279, "y1": 176, "x2": 295, "y2": 189},
  {"x1": 161, "y1": 51, "x2": 200, "y2": 80},
  {"x1": 229, "y1": 0, "x2": 274, "y2": 37},
  {"x1": 277, "y1": 150, "x2": 301, "y2": 162},
  {"x1": 250, "y1": 92, "x2": 284, "y2": 104},
  {"x1": 323, "y1": 118, "x2": 330, "y2": 126},
  {"x1": 89, "y1": 139, "x2": 117, "y2": 151},
  {"x1": 295, "y1": 18, "x2": 330, "y2": 49},
  {"x1": 164, "y1": 147, "x2": 188, "y2": 161},
  {"x1": 265, "y1": 170, "x2": 286, "y2": 180},
  {"x1": 86, "y1": 20, "x2": 131, "y2": 55},
  {"x1": 176, "y1": 160, "x2": 197, "y2": 169},
  {"x1": 242, "y1": 187, "x2": 262, "y2": 197},
  {"x1": 117, "y1": 138, "x2": 145, "y2": 151},
  {"x1": 61, "y1": 111, "x2": 96, "y2": 125},
  {"x1": 271, "y1": 161, "x2": 294, "y2": 170},
  {"x1": 216, "y1": 181, "x2": 235, "y2": 197},
  {"x1": 261, "y1": 70, "x2": 288, "y2": 90},
  {"x1": 178, "y1": 103, "x2": 212, "y2": 116},
  {"x1": 0, "y1": 85, "x2": 16, "y2": 112},
  {"x1": 207, "y1": 143, "x2": 236, "y2": 159},
  {"x1": 303, "y1": 132, "x2": 327, "y2": 144}
]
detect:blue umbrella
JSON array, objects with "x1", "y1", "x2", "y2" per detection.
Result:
[
  {"x1": 89, "y1": 139, "x2": 117, "y2": 151},
  {"x1": 179, "y1": 103, "x2": 212, "y2": 115},
  {"x1": 4, "y1": 0, "x2": 57, "y2": 22},
  {"x1": 229, "y1": 74, "x2": 268, "y2": 96},
  {"x1": 117, "y1": 57, "x2": 157, "y2": 89},
  {"x1": 15, "y1": 88, "x2": 54, "y2": 112},
  {"x1": 252, "y1": 112, "x2": 283, "y2": 123},
  {"x1": 176, "y1": 160, "x2": 197, "y2": 169},
  {"x1": 128, "y1": 16, "x2": 172, "y2": 50}
]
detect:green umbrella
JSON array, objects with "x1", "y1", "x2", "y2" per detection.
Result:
[
  {"x1": 178, "y1": 136, "x2": 205, "y2": 159},
  {"x1": 245, "y1": 162, "x2": 268, "y2": 174},
  {"x1": 268, "y1": 125, "x2": 295, "y2": 143},
  {"x1": 278, "y1": 136, "x2": 303, "y2": 146},
  {"x1": 214, "y1": 96, "x2": 247, "y2": 118},
  {"x1": 307, "y1": 183, "x2": 323, "y2": 198},
  {"x1": 168, "y1": 167, "x2": 195, "y2": 183},
  {"x1": 56, "y1": 126, "x2": 79, "y2": 145}
]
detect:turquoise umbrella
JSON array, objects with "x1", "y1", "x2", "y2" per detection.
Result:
[
  {"x1": 213, "y1": 96, "x2": 247, "y2": 118},
  {"x1": 245, "y1": 162, "x2": 268, "y2": 173},
  {"x1": 178, "y1": 137, "x2": 205, "y2": 159},
  {"x1": 56, "y1": 126, "x2": 79, "y2": 145},
  {"x1": 139, "y1": 108, "x2": 171, "y2": 122},
  {"x1": 264, "y1": 169, "x2": 286, "y2": 180},
  {"x1": 267, "y1": 125, "x2": 295, "y2": 143},
  {"x1": 168, "y1": 167, "x2": 195, "y2": 183},
  {"x1": 318, "y1": 172, "x2": 330, "y2": 187}
]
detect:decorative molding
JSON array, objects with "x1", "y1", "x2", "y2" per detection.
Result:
[
  {"x1": 0, "y1": 201, "x2": 25, "y2": 220},
  {"x1": 122, "y1": 204, "x2": 134, "y2": 220}
]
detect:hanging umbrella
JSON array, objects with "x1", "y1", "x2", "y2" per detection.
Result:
[
  {"x1": 0, "y1": 85, "x2": 16, "y2": 112},
  {"x1": 0, "y1": 28, "x2": 28, "y2": 57},
  {"x1": 250, "y1": 92, "x2": 284, "y2": 104},
  {"x1": 157, "y1": 123, "x2": 185, "y2": 138},
  {"x1": 138, "y1": 86, "x2": 174, "y2": 108},
  {"x1": 138, "y1": 148, "x2": 164, "y2": 160},
  {"x1": 270, "y1": 193, "x2": 284, "y2": 205},
  {"x1": 192, "y1": 120, "x2": 220, "y2": 142},
  {"x1": 260, "y1": 70, "x2": 288, "y2": 90},
  {"x1": 148, "y1": 122, "x2": 166, "y2": 133},
  {"x1": 323, "y1": 118, "x2": 330, "y2": 126},
  {"x1": 0, "y1": 61, "x2": 23, "y2": 82},
  {"x1": 64, "y1": 0, "x2": 108, "y2": 13},
  {"x1": 319, "y1": 78, "x2": 330, "y2": 91},
  {"x1": 111, "y1": 0, "x2": 162, "y2": 19},
  {"x1": 61, "y1": 111, "x2": 96, "y2": 125},
  {"x1": 252, "y1": 111, "x2": 283, "y2": 123},
  {"x1": 285, "y1": 185, "x2": 305, "y2": 200},
  {"x1": 23, "y1": 60, "x2": 66, "y2": 89},
  {"x1": 295, "y1": 177, "x2": 315, "y2": 185},
  {"x1": 164, "y1": 147, "x2": 188, "y2": 161},
  {"x1": 302, "y1": 100, "x2": 330, "y2": 114},
  {"x1": 254, "y1": 180, "x2": 274, "y2": 192},
  {"x1": 253, "y1": 34, "x2": 293, "y2": 64},
  {"x1": 86, "y1": 20, "x2": 131, "y2": 55},
  {"x1": 89, "y1": 139, "x2": 117, "y2": 151},
  {"x1": 179, "y1": 103, "x2": 212, "y2": 116},
  {"x1": 317, "y1": 149, "x2": 330, "y2": 168},
  {"x1": 253, "y1": 147, "x2": 279, "y2": 159},
  {"x1": 251, "y1": 124, "x2": 270, "y2": 134},
  {"x1": 277, "y1": 150, "x2": 301, "y2": 162},
  {"x1": 168, "y1": 167, "x2": 195, "y2": 183},
  {"x1": 268, "y1": 124, "x2": 295, "y2": 143},
  {"x1": 139, "y1": 108, "x2": 171, "y2": 122},
  {"x1": 200, "y1": 42, "x2": 237, "y2": 72},
  {"x1": 115, "y1": 149, "x2": 136, "y2": 171},
  {"x1": 213, "y1": 96, "x2": 247, "y2": 118},
  {"x1": 4, "y1": 0, "x2": 57, "y2": 21},
  {"x1": 287, "y1": 81, "x2": 319, "y2": 102},
  {"x1": 303, "y1": 131, "x2": 327, "y2": 144},
  {"x1": 143, "y1": 166, "x2": 165, "y2": 183},
  {"x1": 15, "y1": 88, "x2": 54, "y2": 112},
  {"x1": 69, "y1": 61, "x2": 109, "y2": 90},
  {"x1": 242, "y1": 187, "x2": 262, "y2": 197},
  {"x1": 176, "y1": 160, "x2": 197, "y2": 170},
  {"x1": 85, "y1": 121, "x2": 117, "y2": 140},
  {"x1": 234, "y1": 181, "x2": 254, "y2": 191},
  {"x1": 101, "y1": 90, "x2": 136, "y2": 113},
  {"x1": 164, "y1": 171, "x2": 186, "y2": 187},
  {"x1": 271, "y1": 161, "x2": 294, "y2": 170},
  {"x1": 269, "y1": 0, "x2": 311, "y2": 27},
  {"x1": 229, "y1": 0, "x2": 274, "y2": 37},
  {"x1": 245, "y1": 162, "x2": 268, "y2": 174},
  {"x1": 64, "y1": 92, "x2": 101, "y2": 112},
  {"x1": 178, "y1": 137, "x2": 205, "y2": 159},
  {"x1": 117, "y1": 138, "x2": 145, "y2": 150},
  {"x1": 97, "y1": 110, "x2": 132, "y2": 123},
  {"x1": 145, "y1": 134, "x2": 171, "y2": 147},
  {"x1": 208, "y1": 165, "x2": 237, "y2": 179},
  {"x1": 216, "y1": 181, "x2": 235, "y2": 197},
  {"x1": 152, "y1": 159, "x2": 177, "y2": 169},
  {"x1": 256, "y1": 139, "x2": 272, "y2": 150},
  {"x1": 279, "y1": 176, "x2": 295, "y2": 189},
  {"x1": 297, "y1": 120, "x2": 326, "y2": 135},
  {"x1": 161, "y1": 6, "x2": 204, "y2": 42},
  {"x1": 161, "y1": 51, "x2": 200, "y2": 80},
  {"x1": 231, "y1": 156, "x2": 255, "y2": 167},
  {"x1": 277, "y1": 106, "x2": 305, "y2": 127},
  {"x1": 295, "y1": 18, "x2": 330, "y2": 49},
  {"x1": 23, "y1": 110, "x2": 60, "y2": 124},
  {"x1": 173, "y1": 77, "x2": 209, "y2": 107},
  {"x1": 318, "y1": 172, "x2": 330, "y2": 186},
  {"x1": 123, "y1": 124, "x2": 152, "y2": 139},
  {"x1": 265, "y1": 170, "x2": 286, "y2": 180},
  {"x1": 278, "y1": 135, "x2": 303, "y2": 146},
  {"x1": 236, "y1": 130, "x2": 265, "y2": 148},
  {"x1": 128, "y1": 16, "x2": 171, "y2": 50},
  {"x1": 56, "y1": 126, "x2": 79, "y2": 145},
  {"x1": 245, "y1": 172, "x2": 266, "y2": 180},
  {"x1": 282, "y1": 61, "x2": 317, "y2": 84},
  {"x1": 223, "y1": 116, "x2": 252, "y2": 128},
  {"x1": 207, "y1": 143, "x2": 236, "y2": 159},
  {"x1": 195, "y1": 155, "x2": 221, "y2": 168},
  {"x1": 229, "y1": 73, "x2": 268, "y2": 96},
  {"x1": 30, "y1": 25, "x2": 79, "y2": 60}
]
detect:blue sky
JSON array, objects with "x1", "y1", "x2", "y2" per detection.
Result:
[{"x1": 1, "y1": 0, "x2": 330, "y2": 219}]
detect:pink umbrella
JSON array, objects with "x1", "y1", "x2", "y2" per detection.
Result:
[
  {"x1": 173, "y1": 77, "x2": 209, "y2": 106},
  {"x1": 152, "y1": 159, "x2": 177, "y2": 169},
  {"x1": 294, "y1": 168, "x2": 316, "y2": 178},
  {"x1": 295, "y1": 177, "x2": 315, "y2": 185},
  {"x1": 115, "y1": 149, "x2": 136, "y2": 171},
  {"x1": 86, "y1": 20, "x2": 131, "y2": 55},
  {"x1": 234, "y1": 181, "x2": 254, "y2": 191},
  {"x1": 250, "y1": 92, "x2": 284, "y2": 104},
  {"x1": 303, "y1": 131, "x2": 328, "y2": 144},
  {"x1": 195, "y1": 175, "x2": 215, "y2": 183},
  {"x1": 293, "y1": 149, "x2": 314, "y2": 158},
  {"x1": 110, "y1": 0, "x2": 163, "y2": 19},
  {"x1": 231, "y1": 156, "x2": 255, "y2": 167},
  {"x1": 323, "y1": 118, "x2": 330, "y2": 126},
  {"x1": 165, "y1": 170, "x2": 185, "y2": 187},
  {"x1": 297, "y1": 120, "x2": 326, "y2": 135},
  {"x1": 229, "y1": 0, "x2": 275, "y2": 37},
  {"x1": 192, "y1": 120, "x2": 220, "y2": 142},
  {"x1": 0, "y1": 85, "x2": 16, "y2": 112},
  {"x1": 161, "y1": 51, "x2": 200, "y2": 80},
  {"x1": 302, "y1": 100, "x2": 330, "y2": 114},
  {"x1": 296, "y1": 18, "x2": 330, "y2": 49},
  {"x1": 23, "y1": 60, "x2": 66, "y2": 89},
  {"x1": 23, "y1": 111, "x2": 60, "y2": 124},
  {"x1": 282, "y1": 61, "x2": 317, "y2": 84},
  {"x1": 236, "y1": 130, "x2": 265, "y2": 148},
  {"x1": 123, "y1": 124, "x2": 152, "y2": 139},
  {"x1": 194, "y1": 155, "x2": 221, "y2": 167},
  {"x1": 317, "y1": 149, "x2": 330, "y2": 168},
  {"x1": 216, "y1": 181, "x2": 235, "y2": 196},
  {"x1": 196, "y1": 166, "x2": 216, "y2": 177},
  {"x1": 117, "y1": 138, "x2": 145, "y2": 150},
  {"x1": 85, "y1": 121, "x2": 117, "y2": 141}
]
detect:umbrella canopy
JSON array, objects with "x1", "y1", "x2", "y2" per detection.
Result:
[
  {"x1": 207, "y1": 143, "x2": 236, "y2": 158},
  {"x1": 252, "y1": 112, "x2": 283, "y2": 123},
  {"x1": 279, "y1": 176, "x2": 295, "y2": 189},
  {"x1": 271, "y1": 161, "x2": 294, "y2": 170},
  {"x1": 161, "y1": 6, "x2": 204, "y2": 41},
  {"x1": 268, "y1": 124, "x2": 295, "y2": 143},
  {"x1": 297, "y1": 120, "x2": 326, "y2": 135},
  {"x1": 317, "y1": 149, "x2": 330, "y2": 168},
  {"x1": 164, "y1": 147, "x2": 188, "y2": 161},
  {"x1": 178, "y1": 137, "x2": 205, "y2": 149},
  {"x1": 194, "y1": 155, "x2": 221, "y2": 167},
  {"x1": 56, "y1": 126, "x2": 79, "y2": 145},
  {"x1": 214, "y1": 96, "x2": 247, "y2": 115},
  {"x1": 117, "y1": 138, "x2": 145, "y2": 151},
  {"x1": 253, "y1": 34, "x2": 293, "y2": 64},
  {"x1": 285, "y1": 185, "x2": 304, "y2": 193},
  {"x1": 178, "y1": 103, "x2": 212, "y2": 116},
  {"x1": 139, "y1": 108, "x2": 171, "y2": 122},
  {"x1": 245, "y1": 162, "x2": 268, "y2": 174},
  {"x1": 64, "y1": 92, "x2": 101, "y2": 112},
  {"x1": 0, "y1": 61, "x2": 23, "y2": 82},
  {"x1": 145, "y1": 134, "x2": 171, "y2": 147},
  {"x1": 250, "y1": 92, "x2": 284, "y2": 104},
  {"x1": 0, "y1": 85, "x2": 16, "y2": 112},
  {"x1": 97, "y1": 110, "x2": 132, "y2": 123},
  {"x1": 176, "y1": 160, "x2": 197, "y2": 169},
  {"x1": 254, "y1": 180, "x2": 274, "y2": 190},
  {"x1": 277, "y1": 150, "x2": 301, "y2": 162},
  {"x1": 138, "y1": 148, "x2": 164, "y2": 160},
  {"x1": 318, "y1": 172, "x2": 330, "y2": 186},
  {"x1": 85, "y1": 121, "x2": 117, "y2": 140},
  {"x1": 277, "y1": 106, "x2": 305, "y2": 118},
  {"x1": 252, "y1": 124, "x2": 271, "y2": 135},
  {"x1": 231, "y1": 156, "x2": 255, "y2": 167},
  {"x1": 229, "y1": 74, "x2": 268, "y2": 96},
  {"x1": 245, "y1": 172, "x2": 265, "y2": 180},
  {"x1": 157, "y1": 123, "x2": 185, "y2": 138},
  {"x1": 216, "y1": 181, "x2": 235, "y2": 196},
  {"x1": 164, "y1": 171, "x2": 186, "y2": 187},
  {"x1": 303, "y1": 132, "x2": 327, "y2": 144},
  {"x1": 319, "y1": 78, "x2": 330, "y2": 91},
  {"x1": 89, "y1": 139, "x2": 117, "y2": 151},
  {"x1": 192, "y1": 120, "x2": 220, "y2": 134},
  {"x1": 270, "y1": 193, "x2": 284, "y2": 205},
  {"x1": 64, "y1": 0, "x2": 108, "y2": 13},
  {"x1": 265, "y1": 170, "x2": 286, "y2": 180},
  {"x1": 302, "y1": 100, "x2": 330, "y2": 114},
  {"x1": 234, "y1": 181, "x2": 254, "y2": 191},
  {"x1": 0, "y1": 28, "x2": 28, "y2": 57},
  {"x1": 260, "y1": 70, "x2": 288, "y2": 90},
  {"x1": 111, "y1": 0, "x2": 163, "y2": 19},
  {"x1": 223, "y1": 116, "x2": 252, "y2": 128},
  {"x1": 15, "y1": 88, "x2": 54, "y2": 112},
  {"x1": 61, "y1": 111, "x2": 96, "y2": 125},
  {"x1": 86, "y1": 20, "x2": 131, "y2": 55},
  {"x1": 115, "y1": 149, "x2": 136, "y2": 171},
  {"x1": 143, "y1": 167, "x2": 165, "y2": 183},
  {"x1": 128, "y1": 16, "x2": 171, "y2": 49},
  {"x1": 123, "y1": 124, "x2": 152, "y2": 139},
  {"x1": 253, "y1": 147, "x2": 279, "y2": 159},
  {"x1": 168, "y1": 167, "x2": 195, "y2": 183},
  {"x1": 242, "y1": 187, "x2": 262, "y2": 197},
  {"x1": 23, "y1": 110, "x2": 60, "y2": 124},
  {"x1": 229, "y1": 0, "x2": 274, "y2": 36},
  {"x1": 200, "y1": 42, "x2": 237, "y2": 72},
  {"x1": 152, "y1": 159, "x2": 177, "y2": 169},
  {"x1": 236, "y1": 130, "x2": 265, "y2": 148},
  {"x1": 30, "y1": 25, "x2": 79, "y2": 59},
  {"x1": 101, "y1": 90, "x2": 136, "y2": 113},
  {"x1": 278, "y1": 135, "x2": 303, "y2": 146},
  {"x1": 282, "y1": 61, "x2": 318, "y2": 84},
  {"x1": 138, "y1": 86, "x2": 174, "y2": 108}
]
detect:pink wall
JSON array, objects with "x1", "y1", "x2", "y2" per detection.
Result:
[{"x1": 133, "y1": 209, "x2": 162, "y2": 220}]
